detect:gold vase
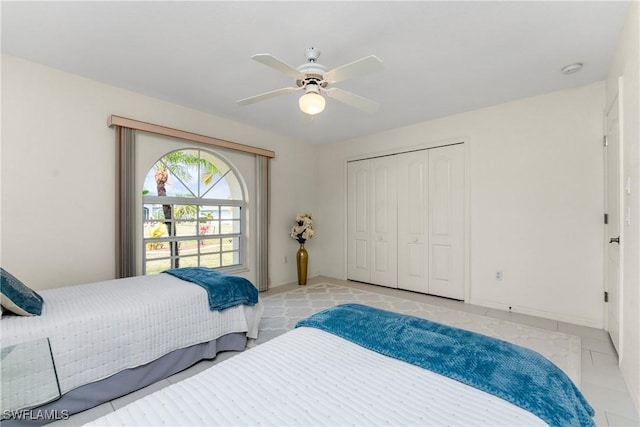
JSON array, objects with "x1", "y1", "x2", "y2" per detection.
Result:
[{"x1": 296, "y1": 243, "x2": 308, "y2": 286}]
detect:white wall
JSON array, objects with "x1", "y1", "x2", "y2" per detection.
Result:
[
  {"x1": 606, "y1": 1, "x2": 640, "y2": 411},
  {"x1": 0, "y1": 55, "x2": 318, "y2": 290},
  {"x1": 317, "y1": 82, "x2": 606, "y2": 328}
]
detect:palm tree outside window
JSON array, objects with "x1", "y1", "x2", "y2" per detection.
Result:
[{"x1": 142, "y1": 148, "x2": 245, "y2": 275}]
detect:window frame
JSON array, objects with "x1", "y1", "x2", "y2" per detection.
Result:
[
  {"x1": 141, "y1": 150, "x2": 247, "y2": 275},
  {"x1": 112, "y1": 116, "x2": 272, "y2": 290}
]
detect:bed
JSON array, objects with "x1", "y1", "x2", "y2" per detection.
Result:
[
  {"x1": 0, "y1": 268, "x2": 263, "y2": 423},
  {"x1": 88, "y1": 303, "x2": 595, "y2": 427}
]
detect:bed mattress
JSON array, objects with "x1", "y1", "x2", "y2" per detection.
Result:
[
  {"x1": 0, "y1": 274, "x2": 263, "y2": 395},
  {"x1": 88, "y1": 327, "x2": 546, "y2": 426}
]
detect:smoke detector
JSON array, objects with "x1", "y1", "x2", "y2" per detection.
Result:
[{"x1": 561, "y1": 63, "x2": 583, "y2": 75}]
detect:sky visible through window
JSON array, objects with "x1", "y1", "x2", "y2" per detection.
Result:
[
  {"x1": 142, "y1": 150, "x2": 234, "y2": 200},
  {"x1": 142, "y1": 170, "x2": 232, "y2": 199}
]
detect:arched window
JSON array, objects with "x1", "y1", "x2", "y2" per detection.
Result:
[{"x1": 142, "y1": 148, "x2": 245, "y2": 275}]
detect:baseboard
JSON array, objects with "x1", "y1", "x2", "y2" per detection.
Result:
[{"x1": 471, "y1": 298, "x2": 603, "y2": 329}]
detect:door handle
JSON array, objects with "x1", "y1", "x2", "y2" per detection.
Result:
[
  {"x1": 377, "y1": 235, "x2": 383, "y2": 241},
  {"x1": 609, "y1": 236, "x2": 620, "y2": 244}
]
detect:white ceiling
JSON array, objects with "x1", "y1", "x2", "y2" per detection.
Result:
[{"x1": 1, "y1": 1, "x2": 631, "y2": 144}]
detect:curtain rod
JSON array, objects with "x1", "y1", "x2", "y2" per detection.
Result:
[{"x1": 108, "y1": 115, "x2": 275, "y2": 159}]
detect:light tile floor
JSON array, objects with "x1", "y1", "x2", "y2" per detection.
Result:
[{"x1": 52, "y1": 276, "x2": 639, "y2": 427}]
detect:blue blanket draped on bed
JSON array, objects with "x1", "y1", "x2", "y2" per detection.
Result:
[
  {"x1": 296, "y1": 303, "x2": 595, "y2": 427},
  {"x1": 163, "y1": 267, "x2": 258, "y2": 311}
]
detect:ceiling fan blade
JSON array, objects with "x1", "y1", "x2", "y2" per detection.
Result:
[
  {"x1": 251, "y1": 54, "x2": 305, "y2": 80},
  {"x1": 323, "y1": 55, "x2": 383, "y2": 84},
  {"x1": 325, "y1": 88, "x2": 380, "y2": 113},
  {"x1": 236, "y1": 87, "x2": 300, "y2": 106}
]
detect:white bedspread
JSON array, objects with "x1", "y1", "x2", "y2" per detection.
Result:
[
  {"x1": 88, "y1": 327, "x2": 545, "y2": 426},
  {"x1": 0, "y1": 274, "x2": 263, "y2": 394}
]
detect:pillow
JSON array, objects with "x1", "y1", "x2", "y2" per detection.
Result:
[{"x1": 0, "y1": 268, "x2": 44, "y2": 316}]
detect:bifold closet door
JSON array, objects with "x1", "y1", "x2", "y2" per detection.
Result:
[
  {"x1": 369, "y1": 156, "x2": 397, "y2": 287},
  {"x1": 348, "y1": 145, "x2": 462, "y2": 297},
  {"x1": 347, "y1": 157, "x2": 397, "y2": 288},
  {"x1": 397, "y1": 144, "x2": 464, "y2": 298},
  {"x1": 397, "y1": 150, "x2": 430, "y2": 292},
  {"x1": 347, "y1": 160, "x2": 371, "y2": 283},
  {"x1": 428, "y1": 144, "x2": 464, "y2": 300}
]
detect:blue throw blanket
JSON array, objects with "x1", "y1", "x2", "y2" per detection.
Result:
[
  {"x1": 296, "y1": 303, "x2": 595, "y2": 427},
  {"x1": 164, "y1": 267, "x2": 258, "y2": 311}
]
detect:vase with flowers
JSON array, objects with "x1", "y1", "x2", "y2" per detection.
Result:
[{"x1": 290, "y1": 212, "x2": 314, "y2": 285}]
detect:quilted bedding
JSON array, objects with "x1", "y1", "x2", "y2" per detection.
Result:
[
  {"x1": 0, "y1": 274, "x2": 263, "y2": 394},
  {"x1": 88, "y1": 327, "x2": 546, "y2": 426}
]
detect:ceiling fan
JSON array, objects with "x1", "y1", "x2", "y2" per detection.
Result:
[{"x1": 237, "y1": 47, "x2": 383, "y2": 115}]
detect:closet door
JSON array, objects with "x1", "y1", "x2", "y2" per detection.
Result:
[
  {"x1": 428, "y1": 144, "x2": 465, "y2": 299},
  {"x1": 348, "y1": 146, "x2": 463, "y2": 296},
  {"x1": 397, "y1": 150, "x2": 429, "y2": 292},
  {"x1": 369, "y1": 156, "x2": 397, "y2": 287},
  {"x1": 347, "y1": 160, "x2": 371, "y2": 283}
]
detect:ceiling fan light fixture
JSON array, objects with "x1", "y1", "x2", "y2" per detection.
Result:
[{"x1": 299, "y1": 87, "x2": 326, "y2": 115}]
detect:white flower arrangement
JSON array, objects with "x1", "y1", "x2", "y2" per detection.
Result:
[{"x1": 290, "y1": 212, "x2": 314, "y2": 244}]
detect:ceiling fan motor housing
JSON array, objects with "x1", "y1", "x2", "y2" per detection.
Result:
[
  {"x1": 296, "y1": 47, "x2": 329, "y2": 88},
  {"x1": 296, "y1": 73, "x2": 328, "y2": 89}
]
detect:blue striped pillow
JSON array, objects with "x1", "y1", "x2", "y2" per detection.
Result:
[{"x1": 0, "y1": 268, "x2": 43, "y2": 316}]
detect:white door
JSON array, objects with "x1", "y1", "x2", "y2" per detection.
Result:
[
  {"x1": 348, "y1": 146, "x2": 463, "y2": 294},
  {"x1": 428, "y1": 144, "x2": 465, "y2": 299},
  {"x1": 347, "y1": 160, "x2": 371, "y2": 283},
  {"x1": 606, "y1": 96, "x2": 621, "y2": 354},
  {"x1": 369, "y1": 156, "x2": 398, "y2": 287},
  {"x1": 397, "y1": 150, "x2": 429, "y2": 292}
]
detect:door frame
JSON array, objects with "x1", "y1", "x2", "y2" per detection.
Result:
[
  {"x1": 343, "y1": 136, "x2": 471, "y2": 302},
  {"x1": 604, "y1": 78, "x2": 624, "y2": 360}
]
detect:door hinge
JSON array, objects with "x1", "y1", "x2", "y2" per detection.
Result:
[
  {"x1": 604, "y1": 291, "x2": 609, "y2": 302},
  {"x1": 604, "y1": 213, "x2": 609, "y2": 224},
  {"x1": 604, "y1": 136, "x2": 608, "y2": 147}
]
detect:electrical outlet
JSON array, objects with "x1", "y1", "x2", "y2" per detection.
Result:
[{"x1": 495, "y1": 271, "x2": 503, "y2": 281}]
